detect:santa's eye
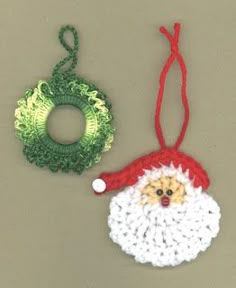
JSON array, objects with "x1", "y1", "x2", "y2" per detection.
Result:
[
  {"x1": 166, "y1": 189, "x2": 173, "y2": 196},
  {"x1": 156, "y1": 189, "x2": 163, "y2": 196}
]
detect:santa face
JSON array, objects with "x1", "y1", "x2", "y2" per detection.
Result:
[
  {"x1": 140, "y1": 175, "x2": 186, "y2": 207},
  {"x1": 108, "y1": 165, "x2": 221, "y2": 267}
]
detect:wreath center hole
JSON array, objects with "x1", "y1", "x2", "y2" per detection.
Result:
[{"x1": 47, "y1": 105, "x2": 85, "y2": 144}]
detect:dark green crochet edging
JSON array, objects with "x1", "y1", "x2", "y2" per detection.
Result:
[{"x1": 14, "y1": 25, "x2": 115, "y2": 174}]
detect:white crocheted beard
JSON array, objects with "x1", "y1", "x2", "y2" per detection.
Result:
[{"x1": 108, "y1": 165, "x2": 221, "y2": 267}]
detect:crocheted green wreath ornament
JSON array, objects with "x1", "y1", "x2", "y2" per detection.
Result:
[{"x1": 15, "y1": 26, "x2": 114, "y2": 174}]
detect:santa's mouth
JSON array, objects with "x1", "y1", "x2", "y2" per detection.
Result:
[{"x1": 161, "y1": 196, "x2": 170, "y2": 207}]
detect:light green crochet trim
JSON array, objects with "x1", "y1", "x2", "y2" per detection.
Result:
[{"x1": 15, "y1": 81, "x2": 55, "y2": 144}]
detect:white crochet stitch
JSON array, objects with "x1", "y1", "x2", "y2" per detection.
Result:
[{"x1": 108, "y1": 165, "x2": 221, "y2": 267}]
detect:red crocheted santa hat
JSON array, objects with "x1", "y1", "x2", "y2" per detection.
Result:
[
  {"x1": 92, "y1": 23, "x2": 210, "y2": 195},
  {"x1": 92, "y1": 148, "x2": 210, "y2": 194}
]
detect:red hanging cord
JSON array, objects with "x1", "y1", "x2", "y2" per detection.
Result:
[{"x1": 155, "y1": 23, "x2": 189, "y2": 150}]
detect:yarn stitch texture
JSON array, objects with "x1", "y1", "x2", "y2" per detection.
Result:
[
  {"x1": 92, "y1": 23, "x2": 221, "y2": 267},
  {"x1": 15, "y1": 26, "x2": 114, "y2": 173},
  {"x1": 108, "y1": 165, "x2": 220, "y2": 267}
]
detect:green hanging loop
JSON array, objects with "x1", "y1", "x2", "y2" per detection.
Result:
[{"x1": 52, "y1": 25, "x2": 79, "y2": 76}]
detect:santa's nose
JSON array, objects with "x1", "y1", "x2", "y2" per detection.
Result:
[{"x1": 161, "y1": 196, "x2": 170, "y2": 207}]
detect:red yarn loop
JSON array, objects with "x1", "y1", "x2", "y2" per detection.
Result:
[{"x1": 155, "y1": 23, "x2": 189, "y2": 150}]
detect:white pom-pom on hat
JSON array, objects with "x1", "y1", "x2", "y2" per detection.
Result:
[{"x1": 92, "y1": 178, "x2": 106, "y2": 193}]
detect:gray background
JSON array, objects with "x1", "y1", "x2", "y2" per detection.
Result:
[{"x1": 0, "y1": 0, "x2": 235, "y2": 287}]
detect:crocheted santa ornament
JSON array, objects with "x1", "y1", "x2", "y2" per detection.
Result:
[{"x1": 92, "y1": 23, "x2": 221, "y2": 267}]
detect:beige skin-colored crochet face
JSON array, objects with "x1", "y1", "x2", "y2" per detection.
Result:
[{"x1": 140, "y1": 176, "x2": 186, "y2": 206}]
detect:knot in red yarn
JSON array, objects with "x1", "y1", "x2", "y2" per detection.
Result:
[{"x1": 171, "y1": 43, "x2": 178, "y2": 54}]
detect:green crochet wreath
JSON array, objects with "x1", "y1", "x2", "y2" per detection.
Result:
[{"x1": 14, "y1": 26, "x2": 114, "y2": 174}]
